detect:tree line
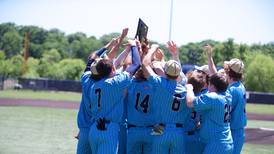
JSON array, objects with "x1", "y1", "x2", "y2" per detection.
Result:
[{"x1": 0, "y1": 22, "x2": 273, "y2": 92}]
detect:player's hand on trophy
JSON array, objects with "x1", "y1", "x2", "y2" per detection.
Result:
[
  {"x1": 142, "y1": 38, "x2": 150, "y2": 55},
  {"x1": 167, "y1": 41, "x2": 178, "y2": 57},
  {"x1": 136, "y1": 39, "x2": 143, "y2": 56},
  {"x1": 127, "y1": 39, "x2": 137, "y2": 46}
]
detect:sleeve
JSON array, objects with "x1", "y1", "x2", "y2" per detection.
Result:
[
  {"x1": 229, "y1": 88, "x2": 239, "y2": 111},
  {"x1": 148, "y1": 74, "x2": 162, "y2": 87},
  {"x1": 193, "y1": 93, "x2": 213, "y2": 112},
  {"x1": 126, "y1": 46, "x2": 141, "y2": 74},
  {"x1": 81, "y1": 71, "x2": 91, "y2": 89}
]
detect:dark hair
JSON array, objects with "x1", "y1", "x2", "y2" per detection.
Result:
[
  {"x1": 187, "y1": 72, "x2": 205, "y2": 94},
  {"x1": 209, "y1": 73, "x2": 228, "y2": 93},
  {"x1": 135, "y1": 68, "x2": 147, "y2": 81},
  {"x1": 91, "y1": 59, "x2": 113, "y2": 80},
  {"x1": 227, "y1": 68, "x2": 243, "y2": 81}
]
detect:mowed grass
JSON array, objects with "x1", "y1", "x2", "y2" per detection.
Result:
[
  {"x1": 0, "y1": 89, "x2": 81, "y2": 102},
  {"x1": 0, "y1": 106, "x2": 78, "y2": 154},
  {"x1": 246, "y1": 103, "x2": 274, "y2": 115}
]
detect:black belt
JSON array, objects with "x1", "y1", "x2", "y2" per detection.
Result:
[
  {"x1": 187, "y1": 130, "x2": 195, "y2": 136},
  {"x1": 159, "y1": 123, "x2": 183, "y2": 128},
  {"x1": 128, "y1": 124, "x2": 153, "y2": 128}
]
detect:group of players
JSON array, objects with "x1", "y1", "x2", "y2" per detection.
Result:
[{"x1": 76, "y1": 28, "x2": 247, "y2": 154}]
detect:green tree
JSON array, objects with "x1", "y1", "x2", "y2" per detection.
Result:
[
  {"x1": 245, "y1": 54, "x2": 274, "y2": 92},
  {"x1": 23, "y1": 57, "x2": 40, "y2": 78},
  {"x1": 1, "y1": 31, "x2": 23, "y2": 58},
  {"x1": 57, "y1": 59, "x2": 85, "y2": 80},
  {"x1": 222, "y1": 38, "x2": 235, "y2": 61}
]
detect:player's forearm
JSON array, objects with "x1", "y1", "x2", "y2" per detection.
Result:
[
  {"x1": 186, "y1": 84, "x2": 195, "y2": 108},
  {"x1": 114, "y1": 46, "x2": 130, "y2": 69},
  {"x1": 143, "y1": 45, "x2": 157, "y2": 66},
  {"x1": 207, "y1": 51, "x2": 217, "y2": 76},
  {"x1": 126, "y1": 46, "x2": 141, "y2": 74},
  {"x1": 108, "y1": 37, "x2": 124, "y2": 60},
  {"x1": 84, "y1": 58, "x2": 95, "y2": 72}
]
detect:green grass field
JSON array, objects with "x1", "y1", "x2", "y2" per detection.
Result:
[
  {"x1": 0, "y1": 106, "x2": 78, "y2": 154},
  {"x1": 0, "y1": 89, "x2": 81, "y2": 102}
]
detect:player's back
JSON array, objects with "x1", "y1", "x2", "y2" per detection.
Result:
[
  {"x1": 149, "y1": 75, "x2": 188, "y2": 124},
  {"x1": 195, "y1": 92, "x2": 232, "y2": 143},
  {"x1": 127, "y1": 78, "x2": 155, "y2": 126},
  {"x1": 227, "y1": 81, "x2": 247, "y2": 129},
  {"x1": 89, "y1": 72, "x2": 131, "y2": 123}
]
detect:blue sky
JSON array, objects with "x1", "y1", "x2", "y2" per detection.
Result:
[{"x1": 0, "y1": 0, "x2": 274, "y2": 46}]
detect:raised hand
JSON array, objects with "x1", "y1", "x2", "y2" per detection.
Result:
[
  {"x1": 203, "y1": 44, "x2": 213, "y2": 56},
  {"x1": 121, "y1": 28, "x2": 129, "y2": 39},
  {"x1": 167, "y1": 41, "x2": 178, "y2": 57}
]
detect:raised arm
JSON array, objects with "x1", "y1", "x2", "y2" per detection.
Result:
[
  {"x1": 114, "y1": 45, "x2": 131, "y2": 69},
  {"x1": 186, "y1": 84, "x2": 195, "y2": 108},
  {"x1": 108, "y1": 28, "x2": 129, "y2": 60},
  {"x1": 204, "y1": 44, "x2": 217, "y2": 76},
  {"x1": 125, "y1": 39, "x2": 141, "y2": 76},
  {"x1": 167, "y1": 41, "x2": 180, "y2": 66},
  {"x1": 167, "y1": 41, "x2": 186, "y2": 83},
  {"x1": 142, "y1": 44, "x2": 159, "y2": 78}
]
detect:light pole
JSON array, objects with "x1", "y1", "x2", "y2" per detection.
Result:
[{"x1": 169, "y1": 0, "x2": 174, "y2": 41}]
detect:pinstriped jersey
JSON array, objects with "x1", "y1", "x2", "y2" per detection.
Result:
[
  {"x1": 127, "y1": 78, "x2": 156, "y2": 126},
  {"x1": 184, "y1": 92, "x2": 203, "y2": 132},
  {"x1": 148, "y1": 75, "x2": 188, "y2": 124},
  {"x1": 193, "y1": 92, "x2": 233, "y2": 143},
  {"x1": 77, "y1": 71, "x2": 95, "y2": 128},
  {"x1": 227, "y1": 81, "x2": 247, "y2": 129},
  {"x1": 88, "y1": 72, "x2": 131, "y2": 123}
]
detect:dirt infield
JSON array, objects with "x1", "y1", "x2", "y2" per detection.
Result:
[
  {"x1": 245, "y1": 128, "x2": 274, "y2": 145},
  {"x1": 1, "y1": 98, "x2": 274, "y2": 145}
]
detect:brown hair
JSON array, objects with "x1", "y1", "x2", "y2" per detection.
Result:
[
  {"x1": 187, "y1": 72, "x2": 205, "y2": 94},
  {"x1": 227, "y1": 68, "x2": 243, "y2": 81},
  {"x1": 91, "y1": 59, "x2": 113, "y2": 81},
  {"x1": 209, "y1": 73, "x2": 228, "y2": 93}
]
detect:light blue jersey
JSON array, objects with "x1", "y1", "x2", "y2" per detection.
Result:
[
  {"x1": 227, "y1": 81, "x2": 247, "y2": 154},
  {"x1": 126, "y1": 78, "x2": 156, "y2": 154},
  {"x1": 184, "y1": 92, "x2": 205, "y2": 154},
  {"x1": 127, "y1": 78, "x2": 155, "y2": 126},
  {"x1": 193, "y1": 92, "x2": 233, "y2": 154},
  {"x1": 148, "y1": 75, "x2": 188, "y2": 154},
  {"x1": 76, "y1": 71, "x2": 95, "y2": 154},
  {"x1": 88, "y1": 72, "x2": 132, "y2": 154}
]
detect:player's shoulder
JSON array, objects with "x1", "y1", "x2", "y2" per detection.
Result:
[
  {"x1": 200, "y1": 92, "x2": 218, "y2": 100},
  {"x1": 106, "y1": 71, "x2": 131, "y2": 84}
]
